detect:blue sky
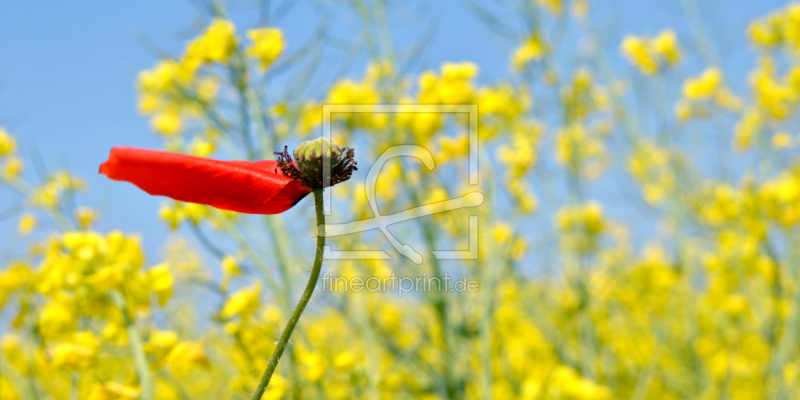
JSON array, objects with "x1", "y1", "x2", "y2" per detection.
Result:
[{"x1": 0, "y1": 0, "x2": 790, "y2": 262}]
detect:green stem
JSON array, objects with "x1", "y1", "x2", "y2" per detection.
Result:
[
  {"x1": 263, "y1": 215, "x2": 304, "y2": 400},
  {"x1": 109, "y1": 291, "x2": 153, "y2": 400},
  {"x1": 126, "y1": 310, "x2": 154, "y2": 400},
  {"x1": 68, "y1": 373, "x2": 79, "y2": 400},
  {"x1": 251, "y1": 190, "x2": 326, "y2": 400}
]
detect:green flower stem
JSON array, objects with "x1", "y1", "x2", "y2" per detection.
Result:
[
  {"x1": 109, "y1": 291, "x2": 153, "y2": 400},
  {"x1": 69, "y1": 373, "x2": 79, "y2": 400},
  {"x1": 251, "y1": 189, "x2": 326, "y2": 400},
  {"x1": 126, "y1": 312, "x2": 154, "y2": 400}
]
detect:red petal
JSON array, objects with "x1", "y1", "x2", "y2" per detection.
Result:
[{"x1": 99, "y1": 147, "x2": 312, "y2": 214}]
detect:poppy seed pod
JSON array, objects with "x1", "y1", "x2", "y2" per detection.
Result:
[
  {"x1": 293, "y1": 137, "x2": 342, "y2": 177},
  {"x1": 275, "y1": 138, "x2": 357, "y2": 190}
]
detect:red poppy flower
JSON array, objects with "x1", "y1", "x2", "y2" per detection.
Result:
[{"x1": 99, "y1": 147, "x2": 312, "y2": 214}]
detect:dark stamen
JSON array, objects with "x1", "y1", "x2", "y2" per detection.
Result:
[{"x1": 275, "y1": 145, "x2": 357, "y2": 190}]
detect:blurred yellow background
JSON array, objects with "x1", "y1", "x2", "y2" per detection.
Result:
[{"x1": 2, "y1": 0, "x2": 800, "y2": 399}]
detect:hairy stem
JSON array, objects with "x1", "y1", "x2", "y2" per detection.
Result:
[{"x1": 251, "y1": 189, "x2": 326, "y2": 400}]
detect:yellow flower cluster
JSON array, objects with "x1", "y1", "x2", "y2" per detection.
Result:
[
  {"x1": 556, "y1": 201, "x2": 607, "y2": 253},
  {"x1": 477, "y1": 84, "x2": 531, "y2": 139},
  {"x1": 621, "y1": 29, "x2": 682, "y2": 74},
  {"x1": 759, "y1": 168, "x2": 800, "y2": 227},
  {"x1": 536, "y1": 0, "x2": 563, "y2": 15},
  {"x1": 137, "y1": 58, "x2": 205, "y2": 136},
  {"x1": 137, "y1": 18, "x2": 285, "y2": 164},
  {"x1": 87, "y1": 381, "x2": 141, "y2": 400},
  {"x1": 36, "y1": 232, "x2": 170, "y2": 308},
  {"x1": 675, "y1": 67, "x2": 742, "y2": 121},
  {"x1": 0, "y1": 127, "x2": 17, "y2": 156},
  {"x1": 498, "y1": 122, "x2": 543, "y2": 213},
  {"x1": 159, "y1": 200, "x2": 237, "y2": 230},
  {"x1": 732, "y1": 55, "x2": 800, "y2": 150},
  {"x1": 10, "y1": 3, "x2": 800, "y2": 399},
  {"x1": 301, "y1": 61, "x2": 511, "y2": 148},
  {"x1": 246, "y1": 28, "x2": 285, "y2": 70},
  {"x1": 555, "y1": 123, "x2": 608, "y2": 179},
  {"x1": 750, "y1": 58, "x2": 798, "y2": 119},
  {"x1": 185, "y1": 19, "x2": 237, "y2": 65},
  {"x1": 17, "y1": 213, "x2": 36, "y2": 235},
  {"x1": 0, "y1": 227, "x2": 217, "y2": 398},
  {"x1": 771, "y1": 131, "x2": 795, "y2": 149},
  {"x1": 627, "y1": 141, "x2": 675, "y2": 205},
  {"x1": 325, "y1": 79, "x2": 383, "y2": 130},
  {"x1": 512, "y1": 35, "x2": 547, "y2": 69},
  {"x1": 30, "y1": 171, "x2": 87, "y2": 209},
  {"x1": 733, "y1": 107, "x2": 763, "y2": 151},
  {"x1": 221, "y1": 282, "x2": 262, "y2": 320},
  {"x1": 399, "y1": 62, "x2": 482, "y2": 142},
  {"x1": 749, "y1": 3, "x2": 800, "y2": 49},
  {"x1": 0, "y1": 127, "x2": 23, "y2": 180},
  {"x1": 419, "y1": 62, "x2": 479, "y2": 104},
  {"x1": 498, "y1": 123, "x2": 542, "y2": 179},
  {"x1": 561, "y1": 69, "x2": 610, "y2": 123},
  {"x1": 730, "y1": 8, "x2": 800, "y2": 153}
]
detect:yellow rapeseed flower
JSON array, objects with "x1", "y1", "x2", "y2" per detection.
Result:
[
  {"x1": 147, "y1": 264, "x2": 174, "y2": 306},
  {"x1": 652, "y1": 29, "x2": 681, "y2": 65},
  {"x1": 50, "y1": 331, "x2": 99, "y2": 370},
  {"x1": 536, "y1": 0, "x2": 563, "y2": 15},
  {"x1": 0, "y1": 128, "x2": 17, "y2": 157},
  {"x1": 185, "y1": 18, "x2": 237, "y2": 64},
  {"x1": 165, "y1": 341, "x2": 210, "y2": 373},
  {"x1": 151, "y1": 111, "x2": 183, "y2": 135},
  {"x1": 246, "y1": 28, "x2": 285, "y2": 69},
  {"x1": 512, "y1": 35, "x2": 547, "y2": 69},
  {"x1": 75, "y1": 207, "x2": 99, "y2": 229},
  {"x1": 772, "y1": 131, "x2": 795, "y2": 148},
  {"x1": 87, "y1": 382, "x2": 141, "y2": 400},
  {"x1": 189, "y1": 138, "x2": 215, "y2": 157},
  {"x1": 683, "y1": 68, "x2": 723, "y2": 100},
  {"x1": 221, "y1": 282, "x2": 261, "y2": 319},
  {"x1": 2, "y1": 157, "x2": 23, "y2": 180},
  {"x1": 221, "y1": 255, "x2": 241, "y2": 277},
  {"x1": 621, "y1": 36, "x2": 657, "y2": 75},
  {"x1": 621, "y1": 29, "x2": 682, "y2": 74},
  {"x1": 160, "y1": 202, "x2": 185, "y2": 229},
  {"x1": 17, "y1": 213, "x2": 36, "y2": 236},
  {"x1": 734, "y1": 107, "x2": 762, "y2": 151}
]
